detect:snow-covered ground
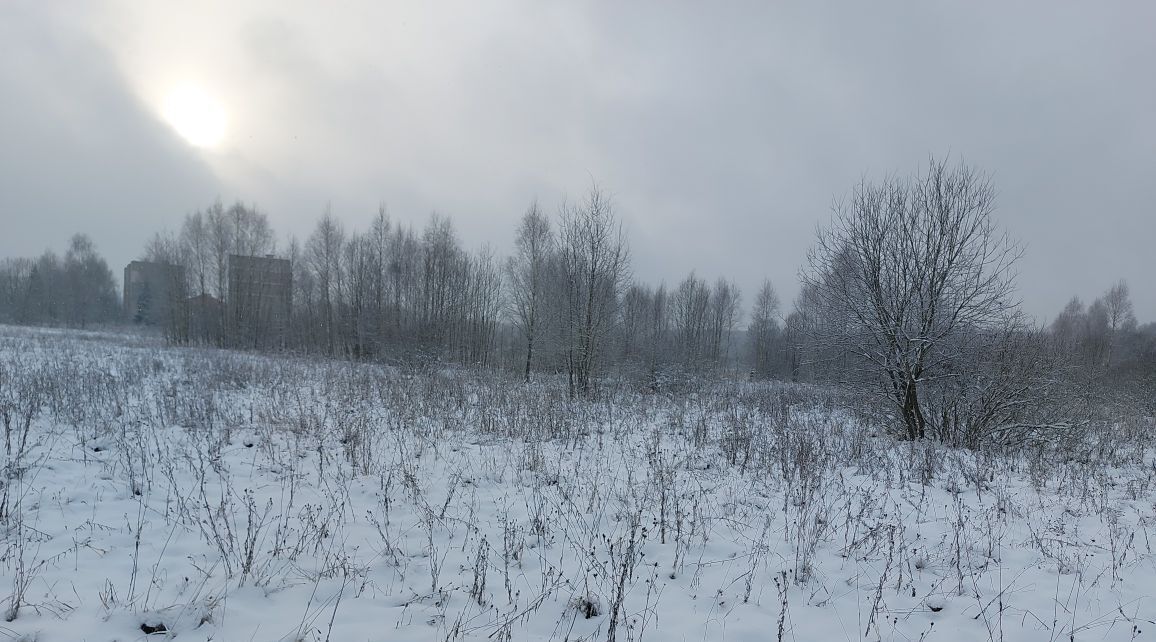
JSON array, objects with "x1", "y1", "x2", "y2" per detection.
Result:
[{"x1": 1, "y1": 325, "x2": 1153, "y2": 641}]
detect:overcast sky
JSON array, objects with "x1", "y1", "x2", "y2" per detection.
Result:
[{"x1": 2, "y1": 1, "x2": 1153, "y2": 322}]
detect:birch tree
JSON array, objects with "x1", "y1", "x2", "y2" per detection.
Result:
[
  {"x1": 559, "y1": 186, "x2": 630, "y2": 398},
  {"x1": 507, "y1": 201, "x2": 553, "y2": 382}
]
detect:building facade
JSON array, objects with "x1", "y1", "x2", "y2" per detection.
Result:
[
  {"x1": 227, "y1": 254, "x2": 292, "y2": 347},
  {"x1": 123, "y1": 260, "x2": 185, "y2": 326}
]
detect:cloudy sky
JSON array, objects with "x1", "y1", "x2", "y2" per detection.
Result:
[{"x1": 2, "y1": 1, "x2": 1153, "y2": 321}]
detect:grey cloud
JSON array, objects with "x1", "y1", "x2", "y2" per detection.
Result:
[
  {"x1": 0, "y1": 5, "x2": 219, "y2": 270},
  {"x1": 1, "y1": 1, "x2": 1152, "y2": 321}
]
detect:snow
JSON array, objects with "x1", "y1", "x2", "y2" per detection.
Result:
[{"x1": 0, "y1": 325, "x2": 1153, "y2": 641}]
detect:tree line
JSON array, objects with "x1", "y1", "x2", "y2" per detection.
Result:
[
  {"x1": 0, "y1": 164, "x2": 1151, "y2": 439},
  {"x1": 0, "y1": 234, "x2": 119, "y2": 327},
  {"x1": 134, "y1": 187, "x2": 758, "y2": 398}
]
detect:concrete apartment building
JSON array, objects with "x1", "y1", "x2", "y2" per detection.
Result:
[
  {"x1": 227, "y1": 254, "x2": 292, "y2": 347},
  {"x1": 123, "y1": 260, "x2": 185, "y2": 325}
]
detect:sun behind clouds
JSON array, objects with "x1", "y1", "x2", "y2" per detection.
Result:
[{"x1": 162, "y1": 85, "x2": 226, "y2": 148}]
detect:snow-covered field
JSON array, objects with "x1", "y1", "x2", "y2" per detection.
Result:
[{"x1": 1, "y1": 325, "x2": 1153, "y2": 641}]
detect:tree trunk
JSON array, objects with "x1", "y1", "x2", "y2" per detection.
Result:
[{"x1": 901, "y1": 379, "x2": 925, "y2": 440}]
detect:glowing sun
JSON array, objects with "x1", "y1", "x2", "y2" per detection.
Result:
[{"x1": 162, "y1": 86, "x2": 226, "y2": 148}]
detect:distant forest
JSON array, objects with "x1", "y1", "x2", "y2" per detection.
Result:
[{"x1": 0, "y1": 234, "x2": 119, "y2": 328}]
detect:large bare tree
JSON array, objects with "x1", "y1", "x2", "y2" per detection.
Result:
[{"x1": 802, "y1": 158, "x2": 1023, "y2": 442}]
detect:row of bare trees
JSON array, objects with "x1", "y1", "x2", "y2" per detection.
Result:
[
  {"x1": 140, "y1": 200, "x2": 277, "y2": 344},
  {"x1": 133, "y1": 187, "x2": 773, "y2": 396},
  {"x1": 289, "y1": 208, "x2": 504, "y2": 364},
  {"x1": 506, "y1": 190, "x2": 770, "y2": 394},
  {"x1": 1049, "y1": 281, "x2": 1155, "y2": 408},
  {"x1": 0, "y1": 234, "x2": 119, "y2": 328},
  {"x1": 1052, "y1": 281, "x2": 1138, "y2": 372},
  {"x1": 143, "y1": 201, "x2": 503, "y2": 363}
]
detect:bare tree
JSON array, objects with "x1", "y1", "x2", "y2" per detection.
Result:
[
  {"x1": 366, "y1": 206, "x2": 392, "y2": 353},
  {"x1": 63, "y1": 234, "x2": 119, "y2": 328},
  {"x1": 27, "y1": 252, "x2": 64, "y2": 323},
  {"x1": 180, "y1": 211, "x2": 212, "y2": 298},
  {"x1": 706, "y1": 278, "x2": 741, "y2": 367},
  {"x1": 748, "y1": 279, "x2": 781, "y2": 378},
  {"x1": 617, "y1": 281, "x2": 672, "y2": 386},
  {"x1": 343, "y1": 230, "x2": 371, "y2": 357},
  {"x1": 1100, "y1": 280, "x2": 1137, "y2": 368},
  {"x1": 141, "y1": 231, "x2": 190, "y2": 341},
  {"x1": 228, "y1": 202, "x2": 275, "y2": 258},
  {"x1": 506, "y1": 201, "x2": 553, "y2": 382},
  {"x1": 802, "y1": 158, "x2": 1023, "y2": 442},
  {"x1": 0, "y1": 259, "x2": 33, "y2": 323},
  {"x1": 1050, "y1": 297, "x2": 1086, "y2": 351},
  {"x1": 306, "y1": 210, "x2": 346, "y2": 354},
  {"x1": 558, "y1": 185, "x2": 631, "y2": 398},
  {"x1": 462, "y1": 247, "x2": 503, "y2": 366},
  {"x1": 620, "y1": 283, "x2": 651, "y2": 363},
  {"x1": 387, "y1": 224, "x2": 422, "y2": 345},
  {"x1": 206, "y1": 201, "x2": 233, "y2": 301},
  {"x1": 671, "y1": 272, "x2": 711, "y2": 368}
]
